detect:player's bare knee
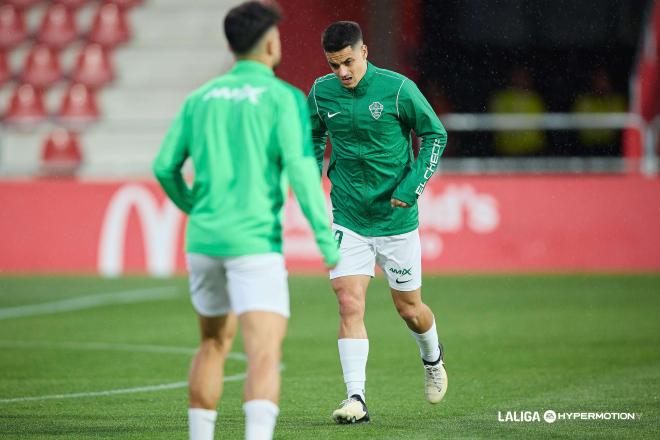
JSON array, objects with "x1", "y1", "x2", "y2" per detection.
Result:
[
  {"x1": 247, "y1": 348, "x2": 280, "y2": 372},
  {"x1": 199, "y1": 336, "x2": 226, "y2": 354},
  {"x1": 336, "y1": 292, "x2": 365, "y2": 320}
]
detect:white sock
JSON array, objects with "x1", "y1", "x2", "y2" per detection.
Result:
[
  {"x1": 411, "y1": 319, "x2": 441, "y2": 363},
  {"x1": 243, "y1": 399, "x2": 279, "y2": 440},
  {"x1": 338, "y1": 338, "x2": 369, "y2": 401},
  {"x1": 188, "y1": 408, "x2": 217, "y2": 440}
]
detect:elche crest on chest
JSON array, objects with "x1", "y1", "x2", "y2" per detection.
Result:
[{"x1": 368, "y1": 101, "x2": 384, "y2": 120}]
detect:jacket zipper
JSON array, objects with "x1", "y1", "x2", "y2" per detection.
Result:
[{"x1": 352, "y1": 88, "x2": 373, "y2": 234}]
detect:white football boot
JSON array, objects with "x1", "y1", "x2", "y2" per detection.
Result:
[
  {"x1": 424, "y1": 344, "x2": 448, "y2": 404},
  {"x1": 332, "y1": 394, "x2": 370, "y2": 424}
]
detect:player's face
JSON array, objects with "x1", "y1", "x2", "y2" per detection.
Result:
[{"x1": 325, "y1": 43, "x2": 368, "y2": 89}]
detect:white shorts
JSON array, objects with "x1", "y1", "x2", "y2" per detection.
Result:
[
  {"x1": 330, "y1": 224, "x2": 422, "y2": 291},
  {"x1": 186, "y1": 253, "x2": 290, "y2": 318}
]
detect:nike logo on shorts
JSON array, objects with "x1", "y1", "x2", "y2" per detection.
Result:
[
  {"x1": 327, "y1": 111, "x2": 341, "y2": 118},
  {"x1": 395, "y1": 278, "x2": 411, "y2": 284}
]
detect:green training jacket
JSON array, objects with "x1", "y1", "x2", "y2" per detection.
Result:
[
  {"x1": 308, "y1": 62, "x2": 447, "y2": 237},
  {"x1": 153, "y1": 60, "x2": 339, "y2": 265}
]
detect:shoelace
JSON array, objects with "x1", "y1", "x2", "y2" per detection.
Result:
[
  {"x1": 424, "y1": 364, "x2": 444, "y2": 389},
  {"x1": 340, "y1": 397, "x2": 358, "y2": 408}
]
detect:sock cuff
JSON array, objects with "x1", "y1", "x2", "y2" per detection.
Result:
[
  {"x1": 338, "y1": 338, "x2": 369, "y2": 350},
  {"x1": 188, "y1": 407, "x2": 218, "y2": 421},
  {"x1": 243, "y1": 399, "x2": 279, "y2": 417}
]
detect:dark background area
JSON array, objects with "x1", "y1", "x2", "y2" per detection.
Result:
[{"x1": 417, "y1": 0, "x2": 652, "y2": 156}]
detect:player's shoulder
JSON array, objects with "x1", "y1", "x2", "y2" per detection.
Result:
[
  {"x1": 185, "y1": 75, "x2": 227, "y2": 104},
  {"x1": 371, "y1": 65, "x2": 412, "y2": 89},
  {"x1": 311, "y1": 73, "x2": 339, "y2": 93}
]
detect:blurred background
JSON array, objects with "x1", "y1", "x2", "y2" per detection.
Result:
[{"x1": 0, "y1": 0, "x2": 658, "y2": 274}]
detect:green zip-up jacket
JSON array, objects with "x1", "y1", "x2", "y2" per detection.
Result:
[
  {"x1": 153, "y1": 60, "x2": 339, "y2": 265},
  {"x1": 308, "y1": 62, "x2": 447, "y2": 236}
]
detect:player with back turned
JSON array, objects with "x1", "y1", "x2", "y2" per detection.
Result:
[
  {"x1": 307, "y1": 21, "x2": 449, "y2": 424},
  {"x1": 153, "y1": 3, "x2": 339, "y2": 439}
]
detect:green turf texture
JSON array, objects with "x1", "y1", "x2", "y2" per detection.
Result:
[{"x1": 0, "y1": 274, "x2": 658, "y2": 439}]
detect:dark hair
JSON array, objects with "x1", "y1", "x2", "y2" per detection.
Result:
[
  {"x1": 224, "y1": 1, "x2": 282, "y2": 55},
  {"x1": 322, "y1": 21, "x2": 363, "y2": 53}
]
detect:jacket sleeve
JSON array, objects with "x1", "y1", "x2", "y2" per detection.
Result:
[
  {"x1": 307, "y1": 82, "x2": 328, "y2": 176},
  {"x1": 391, "y1": 79, "x2": 447, "y2": 206},
  {"x1": 280, "y1": 88, "x2": 340, "y2": 267},
  {"x1": 152, "y1": 101, "x2": 194, "y2": 214}
]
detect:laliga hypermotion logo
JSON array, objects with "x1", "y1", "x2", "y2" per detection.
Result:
[{"x1": 98, "y1": 184, "x2": 183, "y2": 277}]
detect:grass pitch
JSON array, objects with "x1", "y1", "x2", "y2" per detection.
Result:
[{"x1": 0, "y1": 274, "x2": 658, "y2": 439}]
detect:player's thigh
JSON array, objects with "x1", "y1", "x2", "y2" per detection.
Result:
[
  {"x1": 224, "y1": 253, "x2": 290, "y2": 318},
  {"x1": 187, "y1": 253, "x2": 232, "y2": 318},
  {"x1": 375, "y1": 229, "x2": 422, "y2": 292},
  {"x1": 330, "y1": 224, "x2": 376, "y2": 280},
  {"x1": 239, "y1": 311, "x2": 288, "y2": 356}
]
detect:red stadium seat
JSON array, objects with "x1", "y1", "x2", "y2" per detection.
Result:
[
  {"x1": 20, "y1": 44, "x2": 61, "y2": 89},
  {"x1": 88, "y1": 2, "x2": 130, "y2": 49},
  {"x1": 0, "y1": 51, "x2": 11, "y2": 86},
  {"x1": 57, "y1": 83, "x2": 99, "y2": 126},
  {"x1": 105, "y1": 0, "x2": 143, "y2": 9},
  {"x1": 70, "y1": 43, "x2": 113, "y2": 89},
  {"x1": 0, "y1": 4, "x2": 28, "y2": 50},
  {"x1": 40, "y1": 128, "x2": 83, "y2": 177},
  {"x1": 3, "y1": 83, "x2": 48, "y2": 125},
  {"x1": 36, "y1": 2, "x2": 78, "y2": 50},
  {"x1": 3, "y1": 0, "x2": 41, "y2": 11},
  {"x1": 57, "y1": 0, "x2": 89, "y2": 10}
]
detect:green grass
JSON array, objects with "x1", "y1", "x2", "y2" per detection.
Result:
[{"x1": 0, "y1": 274, "x2": 659, "y2": 439}]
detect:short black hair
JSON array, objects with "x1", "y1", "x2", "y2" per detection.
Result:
[
  {"x1": 322, "y1": 21, "x2": 363, "y2": 53},
  {"x1": 224, "y1": 1, "x2": 282, "y2": 55}
]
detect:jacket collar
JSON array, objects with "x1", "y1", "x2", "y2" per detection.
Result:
[
  {"x1": 344, "y1": 62, "x2": 376, "y2": 96},
  {"x1": 231, "y1": 60, "x2": 275, "y2": 77}
]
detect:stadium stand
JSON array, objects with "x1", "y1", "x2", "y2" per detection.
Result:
[
  {"x1": 36, "y1": 2, "x2": 79, "y2": 50},
  {"x1": 0, "y1": 0, "x2": 240, "y2": 176},
  {"x1": 71, "y1": 43, "x2": 114, "y2": 88},
  {"x1": 0, "y1": 4, "x2": 28, "y2": 50},
  {"x1": 87, "y1": 2, "x2": 130, "y2": 49},
  {"x1": 20, "y1": 43, "x2": 62, "y2": 89},
  {"x1": 4, "y1": 83, "x2": 47, "y2": 126},
  {"x1": 39, "y1": 126, "x2": 82, "y2": 176},
  {"x1": 57, "y1": 82, "x2": 99, "y2": 127},
  {"x1": 0, "y1": 51, "x2": 10, "y2": 85}
]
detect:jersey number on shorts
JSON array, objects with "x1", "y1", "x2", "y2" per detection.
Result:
[{"x1": 334, "y1": 230, "x2": 343, "y2": 249}]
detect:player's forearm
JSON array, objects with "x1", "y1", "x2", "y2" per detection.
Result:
[
  {"x1": 287, "y1": 157, "x2": 340, "y2": 265},
  {"x1": 154, "y1": 171, "x2": 193, "y2": 214},
  {"x1": 312, "y1": 132, "x2": 328, "y2": 176},
  {"x1": 392, "y1": 129, "x2": 447, "y2": 205}
]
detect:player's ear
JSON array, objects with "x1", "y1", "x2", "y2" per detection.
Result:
[
  {"x1": 362, "y1": 44, "x2": 368, "y2": 60},
  {"x1": 263, "y1": 27, "x2": 277, "y2": 58}
]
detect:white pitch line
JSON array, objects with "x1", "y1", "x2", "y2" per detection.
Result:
[
  {"x1": 0, "y1": 373, "x2": 247, "y2": 404},
  {"x1": 0, "y1": 340, "x2": 247, "y2": 360},
  {"x1": 0, "y1": 340, "x2": 249, "y2": 404},
  {"x1": 0, "y1": 286, "x2": 179, "y2": 321}
]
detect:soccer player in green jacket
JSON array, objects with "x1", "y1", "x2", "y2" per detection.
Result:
[
  {"x1": 153, "y1": 3, "x2": 339, "y2": 440},
  {"x1": 307, "y1": 21, "x2": 448, "y2": 424}
]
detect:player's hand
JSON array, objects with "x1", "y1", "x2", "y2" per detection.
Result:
[{"x1": 390, "y1": 198, "x2": 410, "y2": 208}]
